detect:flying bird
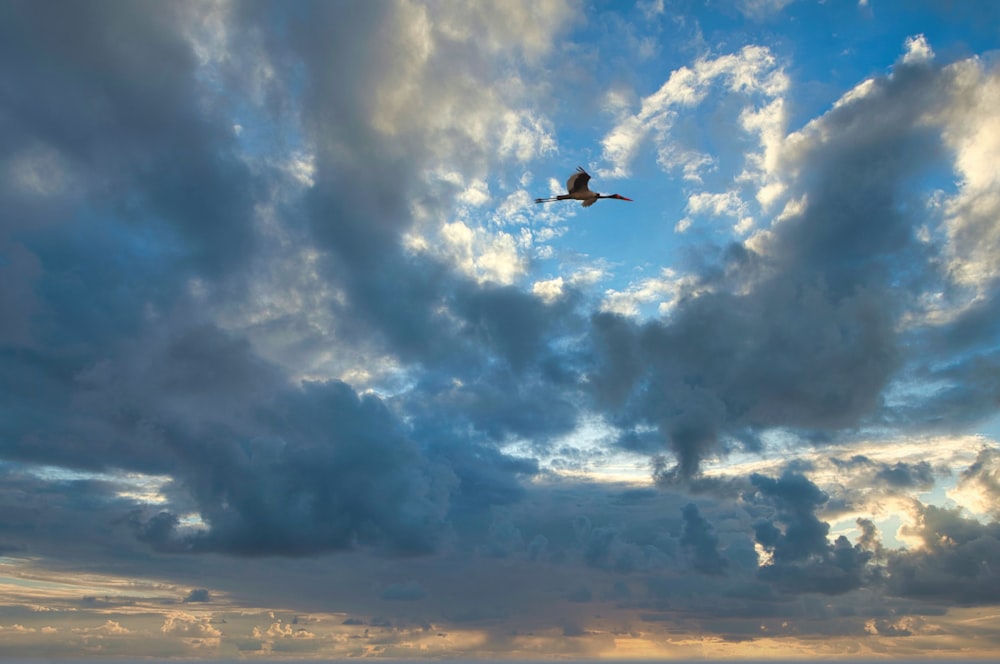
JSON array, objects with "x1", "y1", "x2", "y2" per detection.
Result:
[{"x1": 534, "y1": 166, "x2": 633, "y2": 207}]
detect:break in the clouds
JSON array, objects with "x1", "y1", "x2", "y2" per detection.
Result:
[{"x1": 2, "y1": 0, "x2": 1000, "y2": 659}]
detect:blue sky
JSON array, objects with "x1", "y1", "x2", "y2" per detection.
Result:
[{"x1": 2, "y1": 0, "x2": 1000, "y2": 658}]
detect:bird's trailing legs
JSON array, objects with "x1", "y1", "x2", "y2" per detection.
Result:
[{"x1": 534, "y1": 195, "x2": 569, "y2": 204}]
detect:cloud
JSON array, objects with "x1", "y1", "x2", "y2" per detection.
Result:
[
  {"x1": 183, "y1": 588, "x2": 211, "y2": 603},
  {"x1": 161, "y1": 612, "x2": 222, "y2": 639},
  {"x1": 600, "y1": 268, "x2": 704, "y2": 317},
  {"x1": 737, "y1": 0, "x2": 795, "y2": 19},
  {"x1": 600, "y1": 45, "x2": 788, "y2": 178},
  {"x1": 381, "y1": 581, "x2": 428, "y2": 602},
  {"x1": 888, "y1": 505, "x2": 1000, "y2": 604},
  {"x1": 949, "y1": 447, "x2": 1000, "y2": 518},
  {"x1": 584, "y1": 42, "x2": 1000, "y2": 479},
  {"x1": 3, "y1": 3, "x2": 1000, "y2": 657},
  {"x1": 72, "y1": 620, "x2": 132, "y2": 636},
  {"x1": 679, "y1": 503, "x2": 729, "y2": 575},
  {"x1": 132, "y1": 378, "x2": 456, "y2": 556},
  {"x1": 0, "y1": 2, "x2": 257, "y2": 276},
  {"x1": 0, "y1": 0, "x2": 588, "y2": 565},
  {"x1": 874, "y1": 461, "x2": 935, "y2": 489},
  {"x1": 902, "y1": 34, "x2": 934, "y2": 65},
  {"x1": 749, "y1": 472, "x2": 877, "y2": 595}
]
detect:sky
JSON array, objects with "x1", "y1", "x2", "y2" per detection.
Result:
[{"x1": 1, "y1": 0, "x2": 1000, "y2": 659}]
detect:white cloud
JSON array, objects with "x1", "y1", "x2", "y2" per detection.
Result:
[
  {"x1": 498, "y1": 110, "x2": 557, "y2": 162},
  {"x1": 680, "y1": 191, "x2": 753, "y2": 234},
  {"x1": 370, "y1": 1, "x2": 562, "y2": 171},
  {"x1": 833, "y1": 77, "x2": 876, "y2": 110},
  {"x1": 72, "y1": 620, "x2": 131, "y2": 636},
  {"x1": 931, "y1": 57, "x2": 1000, "y2": 293},
  {"x1": 947, "y1": 447, "x2": 1000, "y2": 519},
  {"x1": 440, "y1": 221, "x2": 527, "y2": 285},
  {"x1": 458, "y1": 178, "x2": 491, "y2": 207},
  {"x1": 755, "y1": 181, "x2": 787, "y2": 209},
  {"x1": 285, "y1": 152, "x2": 316, "y2": 188},
  {"x1": 253, "y1": 620, "x2": 316, "y2": 639},
  {"x1": 902, "y1": 34, "x2": 934, "y2": 65},
  {"x1": 161, "y1": 612, "x2": 222, "y2": 639},
  {"x1": 493, "y1": 190, "x2": 534, "y2": 227},
  {"x1": 432, "y1": 0, "x2": 576, "y2": 61},
  {"x1": 739, "y1": 97, "x2": 789, "y2": 209},
  {"x1": 533, "y1": 263, "x2": 610, "y2": 303},
  {"x1": 600, "y1": 268, "x2": 704, "y2": 317},
  {"x1": 600, "y1": 45, "x2": 789, "y2": 243},
  {"x1": 532, "y1": 276, "x2": 565, "y2": 303},
  {"x1": 687, "y1": 190, "x2": 745, "y2": 217},
  {"x1": 733, "y1": 216, "x2": 755, "y2": 235}
]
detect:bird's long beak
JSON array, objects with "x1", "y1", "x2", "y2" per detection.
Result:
[{"x1": 618, "y1": 195, "x2": 633, "y2": 201}]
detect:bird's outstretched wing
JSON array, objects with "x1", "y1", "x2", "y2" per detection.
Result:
[{"x1": 566, "y1": 166, "x2": 591, "y2": 194}]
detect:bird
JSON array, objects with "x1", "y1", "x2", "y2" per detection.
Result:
[{"x1": 534, "y1": 166, "x2": 633, "y2": 207}]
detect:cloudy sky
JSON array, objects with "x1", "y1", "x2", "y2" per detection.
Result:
[{"x1": 2, "y1": 0, "x2": 1000, "y2": 659}]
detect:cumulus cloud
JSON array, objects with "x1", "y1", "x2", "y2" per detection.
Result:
[
  {"x1": 949, "y1": 447, "x2": 1000, "y2": 518},
  {"x1": 888, "y1": 505, "x2": 1000, "y2": 604},
  {"x1": 749, "y1": 472, "x2": 877, "y2": 595},
  {"x1": 161, "y1": 611, "x2": 222, "y2": 648}
]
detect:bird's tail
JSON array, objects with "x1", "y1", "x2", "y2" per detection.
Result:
[{"x1": 534, "y1": 195, "x2": 568, "y2": 204}]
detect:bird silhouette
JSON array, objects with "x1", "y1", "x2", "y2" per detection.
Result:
[{"x1": 535, "y1": 166, "x2": 632, "y2": 207}]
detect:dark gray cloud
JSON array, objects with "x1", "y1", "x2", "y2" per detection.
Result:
[
  {"x1": 874, "y1": 460, "x2": 935, "y2": 489},
  {"x1": 679, "y1": 503, "x2": 729, "y2": 575},
  {"x1": 183, "y1": 588, "x2": 211, "y2": 603},
  {"x1": 829, "y1": 455, "x2": 937, "y2": 491},
  {"x1": 881, "y1": 285, "x2": 1000, "y2": 436},
  {"x1": 0, "y1": 1, "x2": 257, "y2": 276},
  {"x1": 888, "y1": 505, "x2": 1000, "y2": 604},
  {"x1": 587, "y1": 250, "x2": 904, "y2": 479},
  {"x1": 0, "y1": 0, "x2": 266, "y2": 481},
  {"x1": 132, "y1": 376, "x2": 456, "y2": 556},
  {"x1": 749, "y1": 472, "x2": 877, "y2": 595},
  {"x1": 0, "y1": 461, "x2": 139, "y2": 558}
]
